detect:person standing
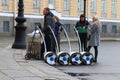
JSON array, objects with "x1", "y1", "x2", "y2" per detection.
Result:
[
  {"x1": 75, "y1": 14, "x2": 89, "y2": 51},
  {"x1": 42, "y1": 7, "x2": 55, "y2": 52},
  {"x1": 53, "y1": 16, "x2": 62, "y2": 51},
  {"x1": 87, "y1": 15, "x2": 101, "y2": 63}
]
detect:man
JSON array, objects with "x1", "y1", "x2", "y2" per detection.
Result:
[
  {"x1": 42, "y1": 7, "x2": 55, "y2": 52},
  {"x1": 75, "y1": 14, "x2": 89, "y2": 51}
]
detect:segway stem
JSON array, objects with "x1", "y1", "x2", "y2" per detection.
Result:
[
  {"x1": 36, "y1": 26, "x2": 47, "y2": 53},
  {"x1": 48, "y1": 25, "x2": 59, "y2": 53},
  {"x1": 74, "y1": 26, "x2": 82, "y2": 52},
  {"x1": 61, "y1": 24, "x2": 72, "y2": 53}
]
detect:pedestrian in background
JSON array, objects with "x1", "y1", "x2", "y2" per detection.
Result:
[
  {"x1": 53, "y1": 16, "x2": 62, "y2": 51},
  {"x1": 87, "y1": 15, "x2": 101, "y2": 63},
  {"x1": 75, "y1": 14, "x2": 90, "y2": 51}
]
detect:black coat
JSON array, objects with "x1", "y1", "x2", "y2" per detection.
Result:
[
  {"x1": 75, "y1": 20, "x2": 89, "y2": 29},
  {"x1": 43, "y1": 12, "x2": 55, "y2": 34},
  {"x1": 75, "y1": 20, "x2": 90, "y2": 42}
]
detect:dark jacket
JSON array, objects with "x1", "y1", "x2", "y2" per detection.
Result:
[
  {"x1": 75, "y1": 20, "x2": 89, "y2": 29},
  {"x1": 55, "y1": 21, "x2": 62, "y2": 36},
  {"x1": 43, "y1": 12, "x2": 55, "y2": 34}
]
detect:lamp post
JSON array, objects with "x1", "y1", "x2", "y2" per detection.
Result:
[
  {"x1": 12, "y1": 0, "x2": 27, "y2": 49},
  {"x1": 84, "y1": 0, "x2": 86, "y2": 21}
]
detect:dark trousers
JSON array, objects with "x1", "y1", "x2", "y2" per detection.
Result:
[
  {"x1": 87, "y1": 46, "x2": 98, "y2": 60},
  {"x1": 79, "y1": 33, "x2": 87, "y2": 51},
  {"x1": 51, "y1": 35, "x2": 56, "y2": 52},
  {"x1": 52, "y1": 35, "x2": 60, "y2": 52},
  {"x1": 45, "y1": 34, "x2": 52, "y2": 51},
  {"x1": 56, "y1": 35, "x2": 60, "y2": 51},
  {"x1": 41, "y1": 34, "x2": 53, "y2": 59},
  {"x1": 40, "y1": 34, "x2": 52, "y2": 59}
]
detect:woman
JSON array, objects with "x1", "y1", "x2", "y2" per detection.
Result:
[
  {"x1": 75, "y1": 14, "x2": 89, "y2": 51},
  {"x1": 87, "y1": 15, "x2": 101, "y2": 63},
  {"x1": 53, "y1": 16, "x2": 62, "y2": 51}
]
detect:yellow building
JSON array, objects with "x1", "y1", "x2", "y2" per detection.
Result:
[{"x1": 0, "y1": 0, "x2": 120, "y2": 37}]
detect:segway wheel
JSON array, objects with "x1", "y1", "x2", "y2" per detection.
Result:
[
  {"x1": 44, "y1": 52, "x2": 57, "y2": 66},
  {"x1": 81, "y1": 52, "x2": 93, "y2": 65},
  {"x1": 70, "y1": 52, "x2": 82, "y2": 65},
  {"x1": 58, "y1": 52, "x2": 70, "y2": 66}
]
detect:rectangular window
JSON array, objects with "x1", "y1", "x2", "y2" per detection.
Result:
[
  {"x1": 64, "y1": 24, "x2": 70, "y2": 32},
  {"x1": 2, "y1": 0, "x2": 8, "y2": 5},
  {"x1": 91, "y1": 0, "x2": 96, "y2": 12},
  {"x1": 3, "y1": 21, "x2": 9, "y2": 32},
  {"x1": 49, "y1": 0, "x2": 55, "y2": 9},
  {"x1": 33, "y1": 0, "x2": 40, "y2": 8},
  {"x1": 102, "y1": 25, "x2": 107, "y2": 33},
  {"x1": 64, "y1": 0, "x2": 70, "y2": 11},
  {"x1": 78, "y1": 0, "x2": 84, "y2": 12},
  {"x1": 112, "y1": 25, "x2": 117, "y2": 33},
  {"x1": 101, "y1": 0, "x2": 106, "y2": 13},
  {"x1": 112, "y1": 0, "x2": 116, "y2": 14}
]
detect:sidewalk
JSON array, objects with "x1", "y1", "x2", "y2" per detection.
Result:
[
  {"x1": 0, "y1": 37, "x2": 78, "y2": 80},
  {"x1": 61, "y1": 37, "x2": 120, "y2": 42}
]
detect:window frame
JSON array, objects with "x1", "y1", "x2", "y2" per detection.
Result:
[
  {"x1": 78, "y1": 0, "x2": 84, "y2": 12},
  {"x1": 33, "y1": 0, "x2": 40, "y2": 9},
  {"x1": 101, "y1": 0, "x2": 106, "y2": 14},
  {"x1": 90, "y1": 0, "x2": 96, "y2": 13},
  {"x1": 64, "y1": 24, "x2": 71, "y2": 33},
  {"x1": 112, "y1": 25, "x2": 117, "y2": 33},
  {"x1": 3, "y1": 21, "x2": 9, "y2": 32},
  {"x1": 102, "y1": 25, "x2": 107, "y2": 33},
  {"x1": 2, "y1": 0, "x2": 8, "y2": 6},
  {"x1": 64, "y1": 0, "x2": 70, "y2": 11},
  {"x1": 111, "y1": 0, "x2": 116, "y2": 14},
  {"x1": 49, "y1": 0, "x2": 55, "y2": 9}
]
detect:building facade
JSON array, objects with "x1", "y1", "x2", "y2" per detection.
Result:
[{"x1": 0, "y1": 0, "x2": 120, "y2": 37}]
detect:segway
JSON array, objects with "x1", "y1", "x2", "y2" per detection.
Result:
[
  {"x1": 33, "y1": 25, "x2": 57, "y2": 65},
  {"x1": 74, "y1": 26, "x2": 94, "y2": 65},
  {"x1": 57, "y1": 24, "x2": 70, "y2": 65},
  {"x1": 69, "y1": 27, "x2": 82, "y2": 65},
  {"x1": 44, "y1": 25, "x2": 59, "y2": 65}
]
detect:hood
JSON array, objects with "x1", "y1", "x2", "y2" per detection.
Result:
[
  {"x1": 92, "y1": 20, "x2": 101, "y2": 27},
  {"x1": 46, "y1": 12, "x2": 54, "y2": 17}
]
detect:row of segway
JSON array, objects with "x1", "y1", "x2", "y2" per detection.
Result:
[
  {"x1": 44, "y1": 25, "x2": 94, "y2": 65},
  {"x1": 25, "y1": 24, "x2": 94, "y2": 65}
]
